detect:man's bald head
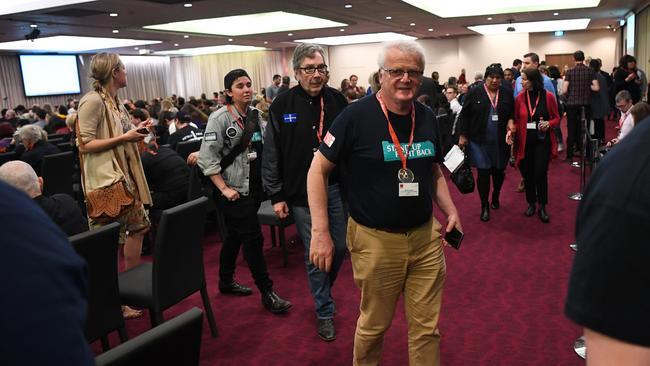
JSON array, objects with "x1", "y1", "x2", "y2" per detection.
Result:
[{"x1": 0, "y1": 160, "x2": 41, "y2": 198}]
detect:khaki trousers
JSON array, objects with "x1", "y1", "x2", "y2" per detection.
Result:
[{"x1": 347, "y1": 217, "x2": 446, "y2": 366}]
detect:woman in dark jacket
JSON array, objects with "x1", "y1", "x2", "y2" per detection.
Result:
[
  {"x1": 458, "y1": 64, "x2": 515, "y2": 221},
  {"x1": 510, "y1": 68, "x2": 560, "y2": 223},
  {"x1": 613, "y1": 55, "x2": 642, "y2": 104}
]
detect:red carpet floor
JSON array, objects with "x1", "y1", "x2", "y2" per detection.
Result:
[{"x1": 94, "y1": 117, "x2": 613, "y2": 365}]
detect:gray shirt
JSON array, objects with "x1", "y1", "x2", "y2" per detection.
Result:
[
  {"x1": 266, "y1": 84, "x2": 280, "y2": 101},
  {"x1": 198, "y1": 106, "x2": 265, "y2": 196}
]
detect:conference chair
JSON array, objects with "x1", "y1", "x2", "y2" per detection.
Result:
[
  {"x1": 257, "y1": 200, "x2": 293, "y2": 267},
  {"x1": 187, "y1": 165, "x2": 225, "y2": 239},
  {"x1": 94, "y1": 307, "x2": 203, "y2": 366},
  {"x1": 175, "y1": 139, "x2": 202, "y2": 161},
  {"x1": 56, "y1": 141, "x2": 72, "y2": 152},
  {"x1": 0, "y1": 151, "x2": 16, "y2": 166},
  {"x1": 118, "y1": 197, "x2": 218, "y2": 338},
  {"x1": 41, "y1": 151, "x2": 74, "y2": 196},
  {"x1": 69, "y1": 222, "x2": 128, "y2": 351}
]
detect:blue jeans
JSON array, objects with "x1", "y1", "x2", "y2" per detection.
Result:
[{"x1": 291, "y1": 184, "x2": 348, "y2": 319}]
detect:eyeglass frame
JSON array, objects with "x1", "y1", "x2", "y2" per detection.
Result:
[
  {"x1": 297, "y1": 64, "x2": 328, "y2": 74},
  {"x1": 381, "y1": 68, "x2": 424, "y2": 79}
]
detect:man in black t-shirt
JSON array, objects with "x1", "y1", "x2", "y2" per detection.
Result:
[
  {"x1": 565, "y1": 117, "x2": 650, "y2": 364},
  {"x1": 167, "y1": 111, "x2": 203, "y2": 150},
  {"x1": 308, "y1": 40, "x2": 462, "y2": 365}
]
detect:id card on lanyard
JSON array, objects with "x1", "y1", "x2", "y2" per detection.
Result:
[{"x1": 525, "y1": 91, "x2": 540, "y2": 130}]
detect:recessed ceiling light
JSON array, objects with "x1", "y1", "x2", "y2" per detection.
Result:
[
  {"x1": 0, "y1": 35, "x2": 161, "y2": 52},
  {"x1": 134, "y1": 47, "x2": 139, "y2": 50},
  {"x1": 410, "y1": 23, "x2": 416, "y2": 26},
  {"x1": 184, "y1": 35, "x2": 189, "y2": 38},
  {"x1": 228, "y1": 38, "x2": 233, "y2": 41},
  {"x1": 402, "y1": 0, "x2": 600, "y2": 18},
  {"x1": 263, "y1": 41, "x2": 268, "y2": 44},
  {"x1": 30, "y1": 24, "x2": 38, "y2": 28},
  {"x1": 428, "y1": 28, "x2": 433, "y2": 31},
  {"x1": 295, "y1": 32, "x2": 416, "y2": 46},
  {"x1": 344, "y1": 4, "x2": 352, "y2": 8},
  {"x1": 109, "y1": 13, "x2": 118, "y2": 17},
  {"x1": 174, "y1": 43, "x2": 179, "y2": 46},
  {"x1": 0, "y1": 0, "x2": 97, "y2": 16},
  {"x1": 112, "y1": 29, "x2": 119, "y2": 33},
  {"x1": 553, "y1": 12, "x2": 559, "y2": 15},
  {"x1": 183, "y1": 3, "x2": 192, "y2": 7},
  {"x1": 144, "y1": 11, "x2": 347, "y2": 36},
  {"x1": 340, "y1": 28, "x2": 345, "y2": 32},
  {"x1": 487, "y1": 17, "x2": 493, "y2": 20},
  {"x1": 287, "y1": 33, "x2": 293, "y2": 36},
  {"x1": 446, "y1": 33, "x2": 450, "y2": 36},
  {"x1": 468, "y1": 18, "x2": 591, "y2": 35},
  {"x1": 385, "y1": 16, "x2": 392, "y2": 20},
  {"x1": 157, "y1": 45, "x2": 267, "y2": 56}
]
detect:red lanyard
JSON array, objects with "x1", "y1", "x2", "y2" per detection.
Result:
[
  {"x1": 226, "y1": 104, "x2": 245, "y2": 130},
  {"x1": 376, "y1": 91, "x2": 415, "y2": 170},
  {"x1": 526, "y1": 91, "x2": 541, "y2": 121},
  {"x1": 483, "y1": 84, "x2": 499, "y2": 110},
  {"x1": 316, "y1": 95, "x2": 324, "y2": 143}
]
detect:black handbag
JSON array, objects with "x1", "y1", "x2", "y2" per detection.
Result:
[{"x1": 450, "y1": 152, "x2": 475, "y2": 194}]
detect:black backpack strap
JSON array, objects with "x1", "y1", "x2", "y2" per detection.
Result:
[{"x1": 219, "y1": 107, "x2": 260, "y2": 171}]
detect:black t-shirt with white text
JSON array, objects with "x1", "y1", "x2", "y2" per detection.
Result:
[{"x1": 320, "y1": 94, "x2": 443, "y2": 230}]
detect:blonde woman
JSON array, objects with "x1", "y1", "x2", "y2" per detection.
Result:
[{"x1": 77, "y1": 53, "x2": 152, "y2": 318}]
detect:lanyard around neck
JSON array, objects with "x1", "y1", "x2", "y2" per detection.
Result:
[{"x1": 376, "y1": 91, "x2": 415, "y2": 170}]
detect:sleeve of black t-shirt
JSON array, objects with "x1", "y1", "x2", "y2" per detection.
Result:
[
  {"x1": 319, "y1": 103, "x2": 355, "y2": 165},
  {"x1": 425, "y1": 104, "x2": 444, "y2": 164}
]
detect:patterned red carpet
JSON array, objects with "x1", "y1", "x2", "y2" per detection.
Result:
[{"x1": 94, "y1": 118, "x2": 612, "y2": 365}]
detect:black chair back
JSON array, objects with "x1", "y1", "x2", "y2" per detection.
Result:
[
  {"x1": 94, "y1": 307, "x2": 203, "y2": 366},
  {"x1": 187, "y1": 165, "x2": 206, "y2": 202},
  {"x1": 41, "y1": 151, "x2": 74, "y2": 196},
  {"x1": 56, "y1": 142, "x2": 72, "y2": 152},
  {"x1": 0, "y1": 151, "x2": 16, "y2": 166},
  {"x1": 175, "y1": 139, "x2": 202, "y2": 161},
  {"x1": 69, "y1": 223, "x2": 127, "y2": 345},
  {"x1": 153, "y1": 196, "x2": 209, "y2": 311}
]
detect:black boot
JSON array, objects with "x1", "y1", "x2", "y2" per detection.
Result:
[
  {"x1": 538, "y1": 204, "x2": 550, "y2": 223},
  {"x1": 480, "y1": 203, "x2": 490, "y2": 222},
  {"x1": 317, "y1": 318, "x2": 336, "y2": 341},
  {"x1": 261, "y1": 290, "x2": 292, "y2": 314},
  {"x1": 525, "y1": 204, "x2": 536, "y2": 217},
  {"x1": 491, "y1": 194, "x2": 500, "y2": 209},
  {"x1": 219, "y1": 280, "x2": 253, "y2": 296}
]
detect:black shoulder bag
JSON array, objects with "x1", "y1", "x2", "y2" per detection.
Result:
[
  {"x1": 450, "y1": 149, "x2": 475, "y2": 194},
  {"x1": 220, "y1": 108, "x2": 259, "y2": 171}
]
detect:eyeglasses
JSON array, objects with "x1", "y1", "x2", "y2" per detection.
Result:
[
  {"x1": 382, "y1": 68, "x2": 424, "y2": 79},
  {"x1": 298, "y1": 64, "x2": 328, "y2": 74}
]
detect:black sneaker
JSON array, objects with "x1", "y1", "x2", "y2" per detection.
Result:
[
  {"x1": 317, "y1": 318, "x2": 336, "y2": 342},
  {"x1": 219, "y1": 280, "x2": 252, "y2": 296}
]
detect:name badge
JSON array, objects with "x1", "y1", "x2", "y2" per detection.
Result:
[
  {"x1": 527, "y1": 122, "x2": 537, "y2": 130},
  {"x1": 491, "y1": 114, "x2": 499, "y2": 122},
  {"x1": 247, "y1": 151, "x2": 257, "y2": 161},
  {"x1": 398, "y1": 183, "x2": 419, "y2": 197}
]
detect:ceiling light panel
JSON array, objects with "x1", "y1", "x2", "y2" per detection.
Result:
[
  {"x1": 0, "y1": 0, "x2": 97, "y2": 16},
  {"x1": 295, "y1": 32, "x2": 416, "y2": 46},
  {"x1": 402, "y1": 0, "x2": 599, "y2": 18},
  {"x1": 0, "y1": 36, "x2": 161, "y2": 52},
  {"x1": 467, "y1": 18, "x2": 591, "y2": 35},
  {"x1": 144, "y1": 11, "x2": 347, "y2": 36},
  {"x1": 157, "y1": 45, "x2": 267, "y2": 56}
]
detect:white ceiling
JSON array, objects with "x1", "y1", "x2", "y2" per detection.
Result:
[{"x1": 0, "y1": 0, "x2": 644, "y2": 55}]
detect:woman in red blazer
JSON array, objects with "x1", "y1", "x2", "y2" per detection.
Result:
[{"x1": 507, "y1": 68, "x2": 560, "y2": 223}]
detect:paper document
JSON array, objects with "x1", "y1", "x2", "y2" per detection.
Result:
[{"x1": 444, "y1": 145, "x2": 465, "y2": 173}]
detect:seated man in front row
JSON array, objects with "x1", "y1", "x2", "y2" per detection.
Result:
[{"x1": 0, "y1": 160, "x2": 87, "y2": 236}]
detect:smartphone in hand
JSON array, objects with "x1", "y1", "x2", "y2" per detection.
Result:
[
  {"x1": 445, "y1": 227, "x2": 464, "y2": 250},
  {"x1": 136, "y1": 127, "x2": 149, "y2": 134}
]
